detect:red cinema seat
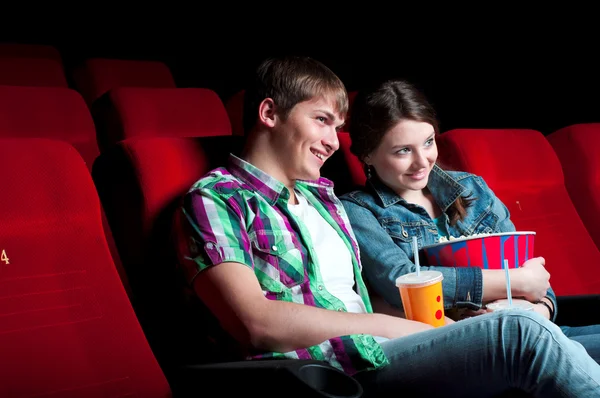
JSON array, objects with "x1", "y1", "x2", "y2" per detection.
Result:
[
  {"x1": 0, "y1": 57, "x2": 67, "y2": 87},
  {"x1": 93, "y1": 87, "x2": 232, "y2": 153},
  {"x1": 547, "y1": 123, "x2": 600, "y2": 251},
  {"x1": 437, "y1": 128, "x2": 600, "y2": 296},
  {"x1": 321, "y1": 131, "x2": 366, "y2": 197},
  {"x1": 72, "y1": 58, "x2": 176, "y2": 107},
  {"x1": 224, "y1": 89, "x2": 245, "y2": 136},
  {"x1": 0, "y1": 43, "x2": 62, "y2": 63},
  {"x1": 92, "y1": 135, "x2": 247, "y2": 372},
  {"x1": 0, "y1": 138, "x2": 171, "y2": 398},
  {"x1": 0, "y1": 85, "x2": 97, "y2": 169},
  {"x1": 0, "y1": 85, "x2": 129, "y2": 298}
]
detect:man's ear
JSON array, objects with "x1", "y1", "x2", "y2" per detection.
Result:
[{"x1": 258, "y1": 98, "x2": 276, "y2": 128}]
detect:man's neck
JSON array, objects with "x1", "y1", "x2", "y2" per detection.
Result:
[{"x1": 241, "y1": 144, "x2": 297, "y2": 204}]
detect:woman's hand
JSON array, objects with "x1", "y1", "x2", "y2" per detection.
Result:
[{"x1": 513, "y1": 257, "x2": 550, "y2": 302}]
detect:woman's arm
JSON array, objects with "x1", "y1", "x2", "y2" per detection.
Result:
[{"x1": 342, "y1": 198, "x2": 484, "y2": 310}]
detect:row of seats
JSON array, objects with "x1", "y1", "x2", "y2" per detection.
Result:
[
  {"x1": 0, "y1": 84, "x2": 234, "y2": 301},
  {"x1": 0, "y1": 85, "x2": 232, "y2": 170},
  {"x1": 0, "y1": 42, "x2": 176, "y2": 106},
  {"x1": 1, "y1": 76, "x2": 599, "y2": 299},
  {"x1": 0, "y1": 43, "x2": 352, "y2": 138}
]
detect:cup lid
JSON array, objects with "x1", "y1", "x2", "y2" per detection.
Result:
[
  {"x1": 395, "y1": 270, "x2": 444, "y2": 287},
  {"x1": 486, "y1": 299, "x2": 534, "y2": 311}
]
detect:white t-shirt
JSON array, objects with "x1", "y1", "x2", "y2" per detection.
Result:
[{"x1": 288, "y1": 191, "x2": 367, "y2": 314}]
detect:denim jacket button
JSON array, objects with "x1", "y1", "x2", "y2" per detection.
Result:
[{"x1": 402, "y1": 230, "x2": 408, "y2": 238}]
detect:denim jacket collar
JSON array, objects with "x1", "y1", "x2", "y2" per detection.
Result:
[{"x1": 368, "y1": 164, "x2": 468, "y2": 211}]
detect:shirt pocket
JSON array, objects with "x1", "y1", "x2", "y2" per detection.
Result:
[
  {"x1": 249, "y1": 229, "x2": 306, "y2": 292},
  {"x1": 381, "y1": 219, "x2": 428, "y2": 256},
  {"x1": 469, "y1": 207, "x2": 499, "y2": 234}
]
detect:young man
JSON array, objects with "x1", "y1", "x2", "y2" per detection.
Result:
[{"x1": 175, "y1": 55, "x2": 600, "y2": 397}]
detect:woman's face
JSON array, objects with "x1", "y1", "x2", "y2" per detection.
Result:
[{"x1": 365, "y1": 119, "x2": 438, "y2": 197}]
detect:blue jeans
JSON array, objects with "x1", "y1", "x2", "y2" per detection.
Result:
[
  {"x1": 561, "y1": 324, "x2": 600, "y2": 364},
  {"x1": 354, "y1": 310, "x2": 600, "y2": 397}
]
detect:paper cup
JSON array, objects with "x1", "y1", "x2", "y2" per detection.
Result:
[{"x1": 395, "y1": 270, "x2": 445, "y2": 327}]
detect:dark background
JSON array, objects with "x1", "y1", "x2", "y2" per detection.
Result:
[{"x1": 1, "y1": 13, "x2": 598, "y2": 135}]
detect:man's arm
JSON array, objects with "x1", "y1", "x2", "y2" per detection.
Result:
[{"x1": 194, "y1": 261, "x2": 434, "y2": 353}]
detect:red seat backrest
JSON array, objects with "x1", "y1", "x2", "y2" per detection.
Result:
[
  {"x1": 225, "y1": 89, "x2": 245, "y2": 136},
  {"x1": 320, "y1": 132, "x2": 366, "y2": 196},
  {"x1": 548, "y1": 123, "x2": 600, "y2": 251},
  {"x1": 93, "y1": 87, "x2": 232, "y2": 152},
  {"x1": 73, "y1": 58, "x2": 176, "y2": 107},
  {"x1": 92, "y1": 135, "x2": 247, "y2": 370},
  {"x1": 437, "y1": 128, "x2": 600, "y2": 296},
  {"x1": 0, "y1": 43, "x2": 62, "y2": 63},
  {"x1": 0, "y1": 57, "x2": 67, "y2": 87},
  {"x1": 0, "y1": 85, "x2": 97, "y2": 169},
  {"x1": 0, "y1": 138, "x2": 171, "y2": 397},
  {"x1": 0, "y1": 85, "x2": 129, "y2": 298}
]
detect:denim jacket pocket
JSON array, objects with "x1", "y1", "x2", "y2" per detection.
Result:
[
  {"x1": 470, "y1": 209, "x2": 499, "y2": 235},
  {"x1": 249, "y1": 229, "x2": 306, "y2": 292},
  {"x1": 380, "y1": 218, "x2": 427, "y2": 244}
]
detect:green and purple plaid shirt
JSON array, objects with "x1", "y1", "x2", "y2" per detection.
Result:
[{"x1": 177, "y1": 154, "x2": 389, "y2": 375}]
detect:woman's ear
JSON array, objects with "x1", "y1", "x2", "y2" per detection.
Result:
[{"x1": 258, "y1": 98, "x2": 276, "y2": 128}]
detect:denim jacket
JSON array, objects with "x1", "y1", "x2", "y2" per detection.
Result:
[{"x1": 340, "y1": 164, "x2": 557, "y2": 320}]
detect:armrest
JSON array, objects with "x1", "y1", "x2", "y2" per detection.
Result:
[
  {"x1": 171, "y1": 359, "x2": 363, "y2": 398},
  {"x1": 555, "y1": 294, "x2": 600, "y2": 326}
]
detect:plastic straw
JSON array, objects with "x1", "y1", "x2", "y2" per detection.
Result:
[
  {"x1": 412, "y1": 236, "x2": 420, "y2": 276},
  {"x1": 503, "y1": 259, "x2": 512, "y2": 307}
]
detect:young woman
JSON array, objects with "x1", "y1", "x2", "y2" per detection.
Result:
[{"x1": 340, "y1": 79, "x2": 600, "y2": 363}]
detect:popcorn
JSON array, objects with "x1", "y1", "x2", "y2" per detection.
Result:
[{"x1": 437, "y1": 232, "x2": 492, "y2": 243}]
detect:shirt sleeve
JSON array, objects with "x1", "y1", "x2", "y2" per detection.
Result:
[
  {"x1": 341, "y1": 198, "x2": 483, "y2": 310},
  {"x1": 175, "y1": 187, "x2": 254, "y2": 286}
]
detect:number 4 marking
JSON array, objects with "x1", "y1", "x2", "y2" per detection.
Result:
[{"x1": 1, "y1": 249, "x2": 9, "y2": 264}]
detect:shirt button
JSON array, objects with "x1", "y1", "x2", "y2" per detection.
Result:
[
  {"x1": 206, "y1": 242, "x2": 215, "y2": 249},
  {"x1": 271, "y1": 245, "x2": 278, "y2": 251},
  {"x1": 318, "y1": 285, "x2": 323, "y2": 290},
  {"x1": 337, "y1": 308, "x2": 344, "y2": 312},
  {"x1": 336, "y1": 209, "x2": 343, "y2": 215}
]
